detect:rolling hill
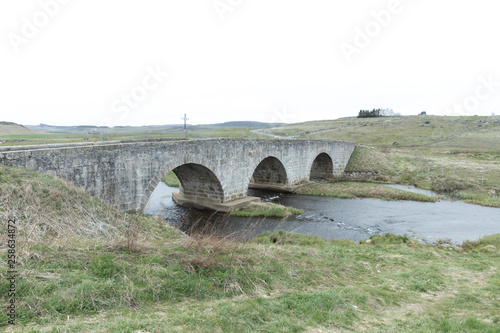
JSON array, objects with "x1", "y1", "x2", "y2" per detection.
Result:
[
  {"x1": 267, "y1": 115, "x2": 500, "y2": 152},
  {"x1": 0, "y1": 121, "x2": 35, "y2": 135}
]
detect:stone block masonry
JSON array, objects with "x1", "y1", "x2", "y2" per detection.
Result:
[{"x1": 0, "y1": 139, "x2": 355, "y2": 212}]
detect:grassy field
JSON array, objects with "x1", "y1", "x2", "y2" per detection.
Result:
[
  {"x1": 296, "y1": 182, "x2": 437, "y2": 202},
  {"x1": 0, "y1": 132, "x2": 186, "y2": 147},
  {"x1": 266, "y1": 115, "x2": 500, "y2": 151},
  {"x1": 341, "y1": 146, "x2": 500, "y2": 207},
  {"x1": 0, "y1": 122, "x2": 270, "y2": 147},
  {"x1": 0, "y1": 122, "x2": 34, "y2": 136},
  {"x1": 189, "y1": 127, "x2": 268, "y2": 139},
  {"x1": 1, "y1": 164, "x2": 499, "y2": 332},
  {"x1": 0, "y1": 129, "x2": 269, "y2": 147}
]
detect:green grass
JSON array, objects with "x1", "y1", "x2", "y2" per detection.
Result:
[
  {"x1": 342, "y1": 146, "x2": 500, "y2": 207},
  {"x1": 462, "y1": 234, "x2": 500, "y2": 251},
  {"x1": 190, "y1": 127, "x2": 269, "y2": 139},
  {"x1": 161, "y1": 171, "x2": 180, "y2": 187},
  {"x1": 268, "y1": 115, "x2": 500, "y2": 151},
  {"x1": 253, "y1": 230, "x2": 357, "y2": 247},
  {"x1": 4, "y1": 226, "x2": 499, "y2": 331},
  {"x1": 364, "y1": 233, "x2": 412, "y2": 245},
  {"x1": 296, "y1": 182, "x2": 437, "y2": 202},
  {"x1": 229, "y1": 202, "x2": 304, "y2": 218},
  {"x1": 453, "y1": 190, "x2": 500, "y2": 208},
  {"x1": 0, "y1": 132, "x2": 185, "y2": 147}
]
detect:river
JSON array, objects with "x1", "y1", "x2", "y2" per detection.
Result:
[{"x1": 144, "y1": 182, "x2": 500, "y2": 244}]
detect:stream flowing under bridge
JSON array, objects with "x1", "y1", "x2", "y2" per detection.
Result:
[{"x1": 0, "y1": 139, "x2": 355, "y2": 212}]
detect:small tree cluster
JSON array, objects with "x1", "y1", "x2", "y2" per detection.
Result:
[
  {"x1": 358, "y1": 108, "x2": 398, "y2": 118},
  {"x1": 358, "y1": 109, "x2": 381, "y2": 118}
]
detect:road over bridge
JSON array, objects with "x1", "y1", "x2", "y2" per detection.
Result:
[{"x1": 0, "y1": 139, "x2": 355, "y2": 212}]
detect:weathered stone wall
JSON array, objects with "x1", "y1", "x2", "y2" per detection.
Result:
[{"x1": 0, "y1": 139, "x2": 355, "y2": 211}]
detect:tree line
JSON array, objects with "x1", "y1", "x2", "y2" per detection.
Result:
[{"x1": 357, "y1": 108, "x2": 400, "y2": 118}]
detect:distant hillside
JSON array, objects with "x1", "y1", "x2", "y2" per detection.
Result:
[
  {"x1": 25, "y1": 121, "x2": 284, "y2": 134},
  {"x1": 214, "y1": 121, "x2": 285, "y2": 128},
  {"x1": 0, "y1": 121, "x2": 35, "y2": 135},
  {"x1": 25, "y1": 124, "x2": 109, "y2": 134},
  {"x1": 268, "y1": 115, "x2": 500, "y2": 152}
]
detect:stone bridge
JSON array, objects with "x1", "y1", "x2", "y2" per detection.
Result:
[{"x1": 0, "y1": 139, "x2": 355, "y2": 212}]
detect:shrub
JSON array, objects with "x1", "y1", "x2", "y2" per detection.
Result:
[
  {"x1": 364, "y1": 233, "x2": 411, "y2": 245},
  {"x1": 181, "y1": 234, "x2": 245, "y2": 272},
  {"x1": 431, "y1": 175, "x2": 468, "y2": 192},
  {"x1": 252, "y1": 230, "x2": 327, "y2": 246},
  {"x1": 461, "y1": 234, "x2": 500, "y2": 251}
]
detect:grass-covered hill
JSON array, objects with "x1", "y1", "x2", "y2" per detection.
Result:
[
  {"x1": 0, "y1": 122, "x2": 34, "y2": 136},
  {"x1": 267, "y1": 115, "x2": 500, "y2": 152},
  {"x1": 1, "y1": 163, "x2": 500, "y2": 331}
]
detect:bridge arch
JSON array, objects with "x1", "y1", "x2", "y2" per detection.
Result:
[
  {"x1": 141, "y1": 160, "x2": 225, "y2": 211},
  {"x1": 172, "y1": 163, "x2": 225, "y2": 203},
  {"x1": 310, "y1": 152, "x2": 334, "y2": 180},
  {"x1": 250, "y1": 156, "x2": 288, "y2": 186}
]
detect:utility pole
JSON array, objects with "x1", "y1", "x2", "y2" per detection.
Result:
[{"x1": 181, "y1": 114, "x2": 189, "y2": 139}]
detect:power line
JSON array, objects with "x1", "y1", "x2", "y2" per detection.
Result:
[
  {"x1": 181, "y1": 113, "x2": 189, "y2": 130},
  {"x1": 181, "y1": 114, "x2": 189, "y2": 139}
]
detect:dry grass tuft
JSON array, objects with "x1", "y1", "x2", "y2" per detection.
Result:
[
  {"x1": 0, "y1": 165, "x2": 137, "y2": 260},
  {"x1": 181, "y1": 233, "x2": 243, "y2": 272}
]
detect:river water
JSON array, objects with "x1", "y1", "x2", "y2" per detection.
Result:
[{"x1": 144, "y1": 182, "x2": 500, "y2": 244}]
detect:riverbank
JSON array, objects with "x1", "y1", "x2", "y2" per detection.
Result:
[
  {"x1": 343, "y1": 146, "x2": 500, "y2": 208},
  {"x1": 295, "y1": 181, "x2": 437, "y2": 202},
  {"x1": 2, "y1": 164, "x2": 500, "y2": 331}
]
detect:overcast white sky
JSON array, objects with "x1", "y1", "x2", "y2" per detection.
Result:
[{"x1": 1, "y1": 0, "x2": 499, "y2": 126}]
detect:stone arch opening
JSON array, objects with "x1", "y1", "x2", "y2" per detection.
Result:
[
  {"x1": 251, "y1": 156, "x2": 288, "y2": 185},
  {"x1": 310, "y1": 153, "x2": 333, "y2": 180},
  {"x1": 172, "y1": 163, "x2": 224, "y2": 203}
]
